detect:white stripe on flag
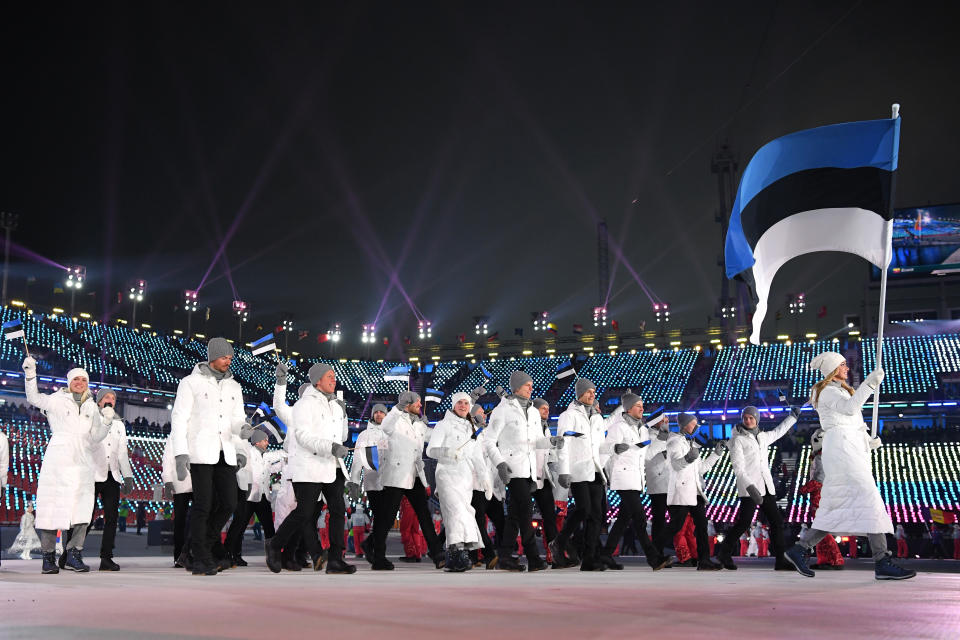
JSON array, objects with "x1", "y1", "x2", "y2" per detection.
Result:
[
  {"x1": 556, "y1": 367, "x2": 575, "y2": 379},
  {"x1": 4, "y1": 329, "x2": 25, "y2": 340},
  {"x1": 749, "y1": 207, "x2": 889, "y2": 344},
  {"x1": 252, "y1": 342, "x2": 276, "y2": 356}
]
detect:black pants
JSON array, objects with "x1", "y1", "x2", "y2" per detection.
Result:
[
  {"x1": 189, "y1": 453, "x2": 238, "y2": 565},
  {"x1": 93, "y1": 472, "x2": 120, "y2": 558},
  {"x1": 532, "y1": 480, "x2": 559, "y2": 544},
  {"x1": 274, "y1": 472, "x2": 346, "y2": 560},
  {"x1": 655, "y1": 496, "x2": 711, "y2": 562},
  {"x1": 649, "y1": 493, "x2": 668, "y2": 545},
  {"x1": 471, "y1": 491, "x2": 496, "y2": 558},
  {"x1": 602, "y1": 489, "x2": 656, "y2": 558},
  {"x1": 501, "y1": 477, "x2": 543, "y2": 560},
  {"x1": 373, "y1": 480, "x2": 441, "y2": 562},
  {"x1": 173, "y1": 492, "x2": 193, "y2": 562},
  {"x1": 225, "y1": 490, "x2": 277, "y2": 555},
  {"x1": 559, "y1": 478, "x2": 604, "y2": 563},
  {"x1": 485, "y1": 497, "x2": 505, "y2": 549},
  {"x1": 719, "y1": 494, "x2": 786, "y2": 562}
]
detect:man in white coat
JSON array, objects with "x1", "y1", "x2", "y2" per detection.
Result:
[
  {"x1": 556, "y1": 378, "x2": 608, "y2": 571},
  {"x1": 347, "y1": 403, "x2": 387, "y2": 565},
  {"x1": 224, "y1": 428, "x2": 285, "y2": 566},
  {"x1": 266, "y1": 363, "x2": 355, "y2": 574},
  {"x1": 645, "y1": 412, "x2": 672, "y2": 550},
  {"x1": 369, "y1": 391, "x2": 444, "y2": 570},
  {"x1": 23, "y1": 358, "x2": 110, "y2": 574},
  {"x1": 652, "y1": 412, "x2": 724, "y2": 571},
  {"x1": 531, "y1": 397, "x2": 570, "y2": 568},
  {"x1": 598, "y1": 392, "x2": 669, "y2": 570},
  {"x1": 162, "y1": 437, "x2": 193, "y2": 568},
  {"x1": 271, "y1": 376, "x2": 314, "y2": 571},
  {"x1": 170, "y1": 337, "x2": 254, "y2": 576},
  {"x1": 467, "y1": 401, "x2": 502, "y2": 569},
  {"x1": 482, "y1": 371, "x2": 561, "y2": 572},
  {"x1": 784, "y1": 352, "x2": 915, "y2": 580},
  {"x1": 715, "y1": 405, "x2": 798, "y2": 571}
]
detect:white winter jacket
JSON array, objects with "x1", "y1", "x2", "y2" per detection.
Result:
[
  {"x1": 350, "y1": 421, "x2": 386, "y2": 492},
  {"x1": 379, "y1": 407, "x2": 431, "y2": 490},
  {"x1": 242, "y1": 443, "x2": 285, "y2": 501},
  {"x1": 89, "y1": 417, "x2": 133, "y2": 483},
  {"x1": 728, "y1": 415, "x2": 795, "y2": 498},
  {"x1": 666, "y1": 434, "x2": 720, "y2": 506},
  {"x1": 162, "y1": 438, "x2": 193, "y2": 494},
  {"x1": 645, "y1": 425, "x2": 672, "y2": 494},
  {"x1": 26, "y1": 377, "x2": 110, "y2": 530},
  {"x1": 427, "y1": 410, "x2": 491, "y2": 498},
  {"x1": 286, "y1": 386, "x2": 349, "y2": 484},
  {"x1": 603, "y1": 415, "x2": 650, "y2": 491},
  {"x1": 0, "y1": 430, "x2": 8, "y2": 488},
  {"x1": 811, "y1": 381, "x2": 893, "y2": 535},
  {"x1": 482, "y1": 396, "x2": 551, "y2": 482},
  {"x1": 170, "y1": 364, "x2": 247, "y2": 465},
  {"x1": 273, "y1": 383, "x2": 294, "y2": 453},
  {"x1": 557, "y1": 402, "x2": 608, "y2": 484}
]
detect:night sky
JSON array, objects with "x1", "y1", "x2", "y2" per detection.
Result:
[{"x1": 2, "y1": 2, "x2": 957, "y2": 357}]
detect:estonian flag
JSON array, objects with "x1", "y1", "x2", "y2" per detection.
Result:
[
  {"x1": 471, "y1": 425, "x2": 484, "y2": 439},
  {"x1": 725, "y1": 114, "x2": 900, "y2": 343},
  {"x1": 644, "y1": 406, "x2": 665, "y2": 428},
  {"x1": 425, "y1": 388, "x2": 444, "y2": 404},
  {"x1": 251, "y1": 333, "x2": 277, "y2": 356},
  {"x1": 360, "y1": 445, "x2": 380, "y2": 472},
  {"x1": 384, "y1": 364, "x2": 411, "y2": 382},
  {"x1": 562, "y1": 431, "x2": 585, "y2": 438},
  {"x1": 3, "y1": 319, "x2": 25, "y2": 341},
  {"x1": 556, "y1": 360, "x2": 575, "y2": 380},
  {"x1": 253, "y1": 401, "x2": 286, "y2": 442}
]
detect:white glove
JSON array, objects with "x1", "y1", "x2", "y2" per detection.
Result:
[
  {"x1": 864, "y1": 367, "x2": 885, "y2": 389},
  {"x1": 869, "y1": 436, "x2": 882, "y2": 451},
  {"x1": 101, "y1": 406, "x2": 116, "y2": 422},
  {"x1": 22, "y1": 356, "x2": 37, "y2": 376}
]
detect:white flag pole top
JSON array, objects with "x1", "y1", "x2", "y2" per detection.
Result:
[{"x1": 869, "y1": 103, "x2": 900, "y2": 439}]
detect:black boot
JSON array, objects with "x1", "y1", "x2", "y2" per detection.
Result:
[
  {"x1": 717, "y1": 547, "x2": 737, "y2": 570},
  {"x1": 564, "y1": 539, "x2": 581, "y2": 566},
  {"x1": 265, "y1": 540, "x2": 283, "y2": 574},
  {"x1": 579, "y1": 556, "x2": 608, "y2": 572},
  {"x1": 99, "y1": 557, "x2": 121, "y2": 571},
  {"x1": 176, "y1": 548, "x2": 194, "y2": 572},
  {"x1": 192, "y1": 559, "x2": 218, "y2": 576},
  {"x1": 361, "y1": 537, "x2": 374, "y2": 565},
  {"x1": 496, "y1": 555, "x2": 526, "y2": 572},
  {"x1": 326, "y1": 555, "x2": 357, "y2": 574},
  {"x1": 233, "y1": 553, "x2": 248, "y2": 567},
  {"x1": 62, "y1": 549, "x2": 90, "y2": 572},
  {"x1": 459, "y1": 549, "x2": 473, "y2": 571},
  {"x1": 313, "y1": 549, "x2": 329, "y2": 572},
  {"x1": 527, "y1": 555, "x2": 548, "y2": 572},
  {"x1": 444, "y1": 548, "x2": 465, "y2": 573},
  {"x1": 371, "y1": 557, "x2": 395, "y2": 570},
  {"x1": 598, "y1": 553, "x2": 624, "y2": 570},
  {"x1": 548, "y1": 539, "x2": 571, "y2": 569},
  {"x1": 697, "y1": 558, "x2": 722, "y2": 571},
  {"x1": 42, "y1": 552, "x2": 59, "y2": 574}
]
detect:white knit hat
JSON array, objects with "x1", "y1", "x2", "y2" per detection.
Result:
[
  {"x1": 450, "y1": 392, "x2": 472, "y2": 408},
  {"x1": 66, "y1": 367, "x2": 89, "y2": 383},
  {"x1": 809, "y1": 352, "x2": 845, "y2": 378}
]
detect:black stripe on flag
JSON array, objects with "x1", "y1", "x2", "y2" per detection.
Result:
[{"x1": 740, "y1": 166, "x2": 893, "y2": 248}]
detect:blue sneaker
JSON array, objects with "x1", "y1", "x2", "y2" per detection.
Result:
[
  {"x1": 784, "y1": 544, "x2": 815, "y2": 578},
  {"x1": 875, "y1": 553, "x2": 916, "y2": 580}
]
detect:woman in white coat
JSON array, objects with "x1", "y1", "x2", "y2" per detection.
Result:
[
  {"x1": 22, "y1": 358, "x2": 110, "y2": 574},
  {"x1": 426, "y1": 392, "x2": 489, "y2": 571},
  {"x1": 784, "y1": 352, "x2": 915, "y2": 580}
]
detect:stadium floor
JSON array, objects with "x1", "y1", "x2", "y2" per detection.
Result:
[{"x1": 1, "y1": 539, "x2": 958, "y2": 640}]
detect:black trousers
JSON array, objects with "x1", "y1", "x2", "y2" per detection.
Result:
[
  {"x1": 225, "y1": 490, "x2": 277, "y2": 555},
  {"x1": 654, "y1": 496, "x2": 711, "y2": 562},
  {"x1": 719, "y1": 494, "x2": 786, "y2": 561},
  {"x1": 649, "y1": 493, "x2": 668, "y2": 545},
  {"x1": 189, "y1": 453, "x2": 238, "y2": 564},
  {"x1": 603, "y1": 489, "x2": 656, "y2": 557},
  {"x1": 559, "y1": 478, "x2": 604, "y2": 562},
  {"x1": 485, "y1": 497, "x2": 505, "y2": 549},
  {"x1": 173, "y1": 492, "x2": 193, "y2": 562},
  {"x1": 471, "y1": 491, "x2": 496, "y2": 557},
  {"x1": 501, "y1": 477, "x2": 543, "y2": 560},
  {"x1": 93, "y1": 472, "x2": 120, "y2": 558},
  {"x1": 532, "y1": 480, "x2": 559, "y2": 543},
  {"x1": 373, "y1": 480, "x2": 441, "y2": 562},
  {"x1": 274, "y1": 472, "x2": 346, "y2": 560}
]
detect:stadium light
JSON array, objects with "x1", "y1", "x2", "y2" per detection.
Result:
[
  {"x1": 362, "y1": 323, "x2": 376, "y2": 344},
  {"x1": 328, "y1": 322, "x2": 342, "y2": 343},
  {"x1": 128, "y1": 279, "x2": 146, "y2": 327},
  {"x1": 183, "y1": 290, "x2": 199, "y2": 338},
  {"x1": 474, "y1": 315, "x2": 489, "y2": 335},
  {"x1": 592, "y1": 306, "x2": 607, "y2": 327},
  {"x1": 788, "y1": 293, "x2": 806, "y2": 315},
  {"x1": 281, "y1": 314, "x2": 294, "y2": 352},
  {"x1": 418, "y1": 320, "x2": 432, "y2": 340},
  {"x1": 233, "y1": 300, "x2": 249, "y2": 342},
  {"x1": 721, "y1": 305, "x2": 737, "y2": 319},
  {"x1": 654, "y1": 302, "x2": 670, "y2": 324},
  {"x1": 65, "y1": 265, "x2": 86, "y2": 315},
  {"x1": 532, "y1": 311, "x2": 549, "y2": 331}
]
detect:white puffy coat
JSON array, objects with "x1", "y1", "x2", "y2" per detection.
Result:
[
  {"x1": 89, "y1": 417, "x2": 133, "y2": 483},
  {"x1": 666, "y1": 434, "x2": 720, "y2": 506},
  {"x1": 26, "y1": 377, "x2": 110, "y2": 530},
  {"x1": 603, "y1": 415, "x2": 650, "y2": 491},
  {"x1": 162, "y1": 438, "x2": 192, "y2": 494},
  {"x1": 426, "y1": 410, "x2": 487, "y2": 548},
  {"x1": 287, "y1": 387, "x2": 349, "y2": 484},
  {"x1": 645, "y1": 426, "x2": 672, "y2": 495},
  {"x1": 170, "y1": 364, "x2": 247, "y2": 465},
  {"x1": 273, "y1": 383, "x2": 293, "y2": 453},
  {"x1": 241, "y1": 443, "x2": 286, "y2": 501},
  {"x1": 482, "y1": 396, "x2": 551, "y2": 483},
  {"x1": 379, "y1": 407, "x2": 431, "y2": 490},
  {"x1": 350, "y1": 421, "x2": 386, "y2": 492},
  {"x1": 811, "y1": 381, "x2": 893, "y2": 535},
  {"x1": 557, "y1": 403, "x2": 607, "y2": 484},
  {"x1": 728, "y1": 414, "x2": 796, "y2": 498},
  {"x1": 0, "y1": 430, "x2": 8, "y2": 487}
]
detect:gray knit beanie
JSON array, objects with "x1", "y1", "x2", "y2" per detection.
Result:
[
  {"x1": 371, "y1": 403, "x2": 388, "y2": 416},
  {"x1": 397, "y1": 391, "x2": 420, "y2": 409},
  {"x1": 509, "y1": 371, "x2": 533, "y2": 393},
  {"x1": 95, "y1": 388, "x2": 118, "y2": 405},
  {"x1": 677, "y1": 412, "x2": 696, "y2": 429},
  {"x1": 207, "y1": 337, "x2": 234, "y2": 362},
  {"x1": 621, "y1": 391, "x2": 642, "y2": 412},
  {"x1": 532, "y1": 398, "x2": 549, "y2": 410},
  {"x1": 575, "y1": 378, "x2": 596, "y2": 399},
  {"x1": 249, "y1": 428, "x2": 268, "y2": 445},
  {"x1": 741, "y1": 406, "x2": 760, "y2": 423},
  {"x1": 309, "y1": 363, "x2": 334, "y2": 386}
]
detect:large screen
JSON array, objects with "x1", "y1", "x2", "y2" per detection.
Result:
[{"x1": 870, "y1": 203, "x2": 960, "y2": 279}]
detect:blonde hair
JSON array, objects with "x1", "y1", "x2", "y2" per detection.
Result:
[{"x1": 810, "y1": 365, "x2": 855, "y2": 408}]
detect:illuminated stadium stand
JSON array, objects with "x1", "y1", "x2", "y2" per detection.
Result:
[{"x1": 861, "y1": 334, "x2": 960, "y2": 398}]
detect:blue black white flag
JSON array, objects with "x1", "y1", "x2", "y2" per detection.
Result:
[
  {"x1": 725, "y1": 115, "x2": 901, "y2": 343},
  {"x1": 3, "y1": 319, "x2": 25, "y2": 341},
  {"x1": 251, "y1": 333, "x2": 277, "y2": 356},
  {"x1": 253, "y1": 401, "x2": 286, "y2": 442},
  {"x1": 644, "y1": 406, "x2": 666, "y2": 428},
  {"x1": 384, "y1": 365, "x2": 411, "y2": 383},
  {"x1": 425, "y1": 388, "x2": 444, "y2": 404},
  {"x1": 556, "y1": 360, "x2": 575, "y2": 380}
]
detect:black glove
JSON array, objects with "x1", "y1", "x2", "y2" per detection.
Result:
[
  {"x1": 614, "y1": 443, "x2": 630, "y2": 454},
  {"x1": 347, "y1": 481, "x2": 361, "y2": 502},
  {"x1": 789, "y1": 406, "x2": 802, "y2": 420},
  {"x1": 747, "y1": 484, "x2": 763, "y2": 505}
]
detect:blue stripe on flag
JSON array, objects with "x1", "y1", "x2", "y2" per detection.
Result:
[
  {"x1": 251, "y1": 333, "x2": 274, "y2": 348},
  {"x1": 2, "y1": 319, "x2": 23, "y2": 329}
]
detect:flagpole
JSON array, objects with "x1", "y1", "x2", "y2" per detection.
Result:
[{"x1": 870, "y1": 103, "x2": 900, "y2": 438}]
